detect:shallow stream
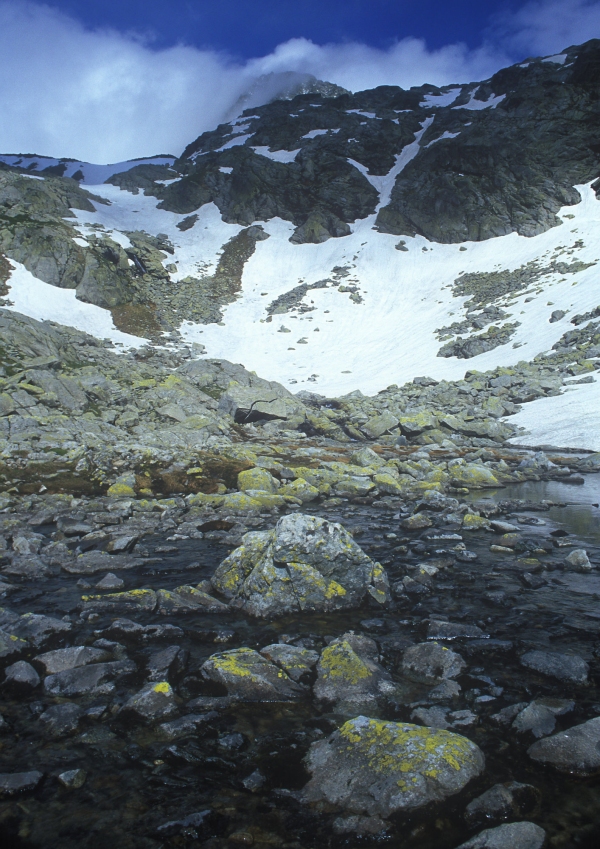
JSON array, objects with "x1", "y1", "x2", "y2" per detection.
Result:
[{"x1": 1, "y1": 475, "x2": 600, "y2": 849}]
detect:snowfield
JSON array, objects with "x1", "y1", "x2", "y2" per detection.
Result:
[{"x1": 3, "y1": 147, "x2": 600, "y2": 449}]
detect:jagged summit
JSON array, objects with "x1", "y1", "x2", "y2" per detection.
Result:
[{"x1": 223, "y1": 71, "x2": 349, "y2": 122}]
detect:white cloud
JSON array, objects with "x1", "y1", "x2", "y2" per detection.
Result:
[
  {"x1": 0, "y1": 0, "x2": 598, "y2": 163},
  {"x1": 491, "y1": 0, "x2": 600, "y2": 57}
]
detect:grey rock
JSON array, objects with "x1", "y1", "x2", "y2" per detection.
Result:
[
  {"x1": 242, "y1": 770, "x2": 266, "y2": 792},
  {"x1": 427, "y1": 620, "x2": 486, "y2": 640},
  {"x1": 211, "y1": 513, "x2": 390, "y2": 618},
  {"x1": 57, "y1": 768, "x2": 87, "y2": 788},
  {"x1": 512, "y1": 703, "x2": 557, "y2": 738},
  {"x1": 332, "y1": 815, "x2": 390, "y2": 835},
  {"x1": 0, "y1": 627, "x2": 28, "y2": 661},
  {"x1": 44, "y1": 660, "x2": 136, "y2": 697},
  {"x1": 201, "y1": 647, "x2": 306, "y2": 701},
  {"x1": 528, "y1": 716, "x2": 600, "y2": 775},
  {"x1": 564, "y1": 548, "x2": 592, "y2": 572},
  {"x1": 39, "y1": 703, "x2": 84, "y2": 738},
  {"x1": 1, "y1": 611, "x2": 72, "y2": 649},
  {"x1": 520, "y1": 649, "x2": 588, "y2": 684},
  {"x1": 146, "y1": 645, "x2": 186, "y2": 681},
  {"x1": 455, "y1": 822, "x2": 546, "y2": 849},
  {"x1": 464, "y1": 782, "x2": 541, "y2": 829},
  {"x1": 402, "y1": 642, "x2": 466, "y2": 684},
  {"x1": 314, "y1": 633, "x2": 397, "y2": 713},
  {"x1": 158, "y1": 712, "x2": 217, "y2": 741},
  {"x1": 259, "y1": 643, "x2": 319, "y2": 682},
  {"x1": 0, "y1": 770, "x2": 44, "y2": 797},
  {"x1": 120, "y1": 681, "x2": 178, "y2": 724},
  {"x1": 34, "y1": 645, "x2": 113, "y2": 675},
  {"x1": 95, "y1": 572, "x2": 125, "y2": 590},
  {"x1": 4, "y1": 660, "x2": 40, "y2": 692},
  {"x1": 303, "y1": 715, "x2": 485, "y2": 816}
]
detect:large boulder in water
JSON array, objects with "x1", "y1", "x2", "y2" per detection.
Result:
[
  {"x1": 302, "y1": 716, "x2": 484, "y2": 816},
  {"x1": 210, "y1": 513, "x2": 390, "y2": 618}
]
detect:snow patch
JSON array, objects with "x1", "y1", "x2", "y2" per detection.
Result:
[
  {"x1": 426, "y1": 131, "x2": 461, "y2": 148},
  {"x1": 251, "y1": 147, "x2": 300, "y2": 163},
  {"x1": 421, "y1": 88, "x2": 461, "y2": 108}
]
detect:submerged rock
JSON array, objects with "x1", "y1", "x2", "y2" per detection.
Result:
[
  {"x1": 303, "y1": 716, "x2": 484, "y2": 816},
  {"x1": 210, "y1": 513, "x2": 390, "y2": 618},
  {"x1": 402, "y1": 642, "x2": 466, "y2": 684},
  {"x1": 0, "y1": 770, "x2": 44, "y2": 797},
  {"x1": 455, "y1": 821, "x2": 546, "y2": 849}
]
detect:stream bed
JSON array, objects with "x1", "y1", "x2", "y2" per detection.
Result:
[{"x1": 1, "y1": 475, "x2": 600, "y2": 849}]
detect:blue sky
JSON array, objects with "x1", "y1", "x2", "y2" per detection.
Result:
[
  {"x1": 0, "y1": 0, "x2": 599, "y2": 160},
  {"x1": 41, "y1": 1, "x2": 521, "y2": 58}
]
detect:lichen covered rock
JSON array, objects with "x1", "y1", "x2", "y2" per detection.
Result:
[
  {"x1": 210, "y1": 513, "x2": 390, "y2": 618},
  {"x1": 200, "y1": 647, "x2": 306, "y2": 701},
  {"x1": 314, "y1": 634, "x2": 397, "y2": 713},
  {"x1": 303, "y1": 716, "x2": 485, "y2": 816}
]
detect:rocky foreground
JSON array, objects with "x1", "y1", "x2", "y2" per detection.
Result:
[{"x1": 0, "y1": 306, "x2": 600, "y2": 847}]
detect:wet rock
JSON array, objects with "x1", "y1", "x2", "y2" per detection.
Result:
[
  {"x1": 120, "y1": 681, "x2": 178, "y2": 723},
  {"x1": 450, "y1": 464, "x2": 499, "y2": 488},
  {"x1": 520, "y1": 649, "x2": 588, "y2": 684},
  {"x1": 156, "y1": 586, "x2": 227, "y2": 614},
  {"x1": 259, "y1": 643, "x2": 319, "y2": 682},
  {"x1": 39, "y1": 703, "x2": 84, "y2": 738},
  {"x1": 0, "y1": 770, "x2": 44, "y2": 797},
  {"x1": 44, "y1": 659, "x2": 136, "y2": 697},
  {"x1": 34, "y1": 645, "x2": 113, "y2": 675},
  {"x1": 564, "y1": 548, "x2": 592, "y2": 572},
  {"x1": 211, "y1": 513, "x2": 390, "y2": 618},
  {"x1": 0, "y1": 610, "x2": 72, "y2": 649},
  {"x1": 464, "y1": 781, "x2": 541, "y2": 828},
  {"x1": 0, "y1": 627, "x2": 28, "y2": 661},
  {"x1": 95, "y1": 572, "x2": 125, "y2": 590},
  {"x1": 402, "y1": 642, "x2": 466, "y2": 684},
  {"x1": 4, "y1": 660, "x2": 40, "y2": 692},
  {"x1": 512, "y1": 702, "x2": 558, "y2": 738},
  {"x1": 200, "y1": 647, "x2": 306, "y2": 701},
  {"x1": 159, "y1": 712, "x2": 217, "y2": 741},
  {"x1": 242, "y1": 770, "x2": 266, "y2": 792},
  {"x1": 156, "y1": 809, "x2": 218, "y2": 840},
  {"x1": 528, "y1": 716, "x2": 600, "y2": 775},
  {"x1": 81, "y1": 588, "x2": 157, "y2": 613},
  {"x1": 57, "y1": 768, "x2": 87, "y2": 789},
  {"x1": 427, "y1": 621, "x2": 487, "y2": 640},
  {"x1": 456, "y1": 822, "x2": 546, "y2": 849},
  {"x1": 63, "y1": 551, "x2": 141, "y2": 575},
  {"x1": 402, "y1": 513, "x2": 433, "y2": 531},
  {"x1": 314, "y1": 634, "x2": 397, "y2": 713},
  {"x1": 332, "y1": 815, "x2": 390, "y2": 835},
  {"x1": 146, "y1": 645, "x2": 187, "y2": 681},
  {"x1": 303, "y1": 716, "x2": 484, "y2": 816}
]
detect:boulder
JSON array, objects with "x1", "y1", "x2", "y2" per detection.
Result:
[
  {"x1": 402, "y1": 642, "x2": 466, "y2": 684},
  {"x1": 259, "y1": 644, "x2": 319, "y2": 683},
  {"x1": 0, "y1": 771, "x2": 44, "y2": 798},
  {"x1": 200, "y1": 647, "x2": 306, "y2": 701},
  {"x1": 237, "y1": 468, "x2": 279, "y2": 493},
  {"x1": 120, "y1": 681, "x2": 178, "y2": 724},
  {"x1": 450, "y1": 464, "x2": 499, "y2": 488},
  {"x1": 44, "y1": 660, "x2": 136, "y2": 697},
  {"x1": 527, "y1": 716, "x2": 600, "y2": 775},
  {"x1": 455, "y1": 822, "x2": 546, "y2": 849},
  {"x1": 361, "y1": 413, "x2": 399, "y2": 438},
  {"x1": 34, "y1": 645, "x2": 112, "y2": 675},
  {"x1": 520, "y1": 650, "x2": 588, "y2": 684},
  {"x1": 314, "y1": 634, "x2": 397, "y2": 713},
  {"x1": 4, "y1": 660, "x2": 40, "y2": 692},
  {"x1": 217, "y1": 379, "x2": 306, "y2": 423},
  {"x1": 303, "y1": 716, "x2": 484, "y2": 816},
  {"x1": 464, "y1": 782, "x2": 541, "y2": 828},
  {"x1": 210, "y1": 513, "x2": 390, "y2": 618},
  {"x1": 564, "y1": 549, "x2": 592, "y2": 572},
  {"x1": 39, "y1": 703, "x2": 84, "y2": 738}
]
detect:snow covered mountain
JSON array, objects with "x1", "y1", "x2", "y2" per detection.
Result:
[{"x1": 1, "y1": 38, "x2": 599, "y2": 447}]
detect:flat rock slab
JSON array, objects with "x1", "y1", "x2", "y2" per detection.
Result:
[
  {"x1": 0, "y1": 771, "x2": 44, "y2": 797},
  {"x1": 303, "y1": 716, "x2": 484, "y2": 817},
  {"x1": 528, "y1": 716, "x2": 600, "y2": 775},
  {"x1": 520, "y1": 649, "x2": 589, "y2": 684},
  {"x1": 455, "y1": 821, "x2": 546, "y2": 849}
]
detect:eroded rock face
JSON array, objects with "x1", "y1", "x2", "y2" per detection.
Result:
[
  {"x1": 210, "y1": 513, "x2": 390, "y2": 617},
  {"x1": 302, "y1": 716, "x2": 485, "y2": 816}
]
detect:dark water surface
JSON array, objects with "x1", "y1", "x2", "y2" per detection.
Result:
[{"x1": 1, "y1": 477, "x2": 600, "y2": 849}]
